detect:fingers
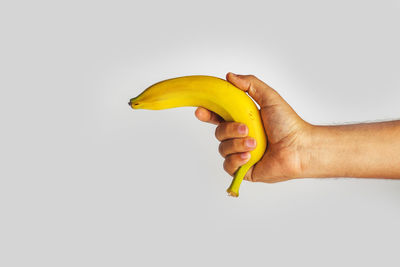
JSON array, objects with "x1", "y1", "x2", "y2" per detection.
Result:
[
  {"x1": 226, "y1": 72, "x2": 280, "y2": 108},
  {"x1": 218, "y1": 137, "x2": 256, "y2": 157},
  {"x1": 195, "y1": 107, "x2": 224, "y2": 125},
  {"x1": 218, "y1": 136, "x2": 256, "y2": 180},
  {"x1": 215, "y1": 122, "x2": 248, "y2": 141},
  {"x1": 223, "y1": 152, "x2": 251, "y2": 176}
]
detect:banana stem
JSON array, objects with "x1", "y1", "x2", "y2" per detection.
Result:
[{"x1": 226, "y1": 165, "x2": 250, "y2": 197}]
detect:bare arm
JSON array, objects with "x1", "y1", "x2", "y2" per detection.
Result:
[{"x1": 301, "y1": 121, "x2": 400, "y2": 179}]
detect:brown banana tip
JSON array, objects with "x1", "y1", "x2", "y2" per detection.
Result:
[{"x1": 227, "y1": 191, "x2": 239, "y2": 198}]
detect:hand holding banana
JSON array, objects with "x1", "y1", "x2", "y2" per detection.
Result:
[{"x1": 129, "y1": 72, "x2": 310, "y2": 197}]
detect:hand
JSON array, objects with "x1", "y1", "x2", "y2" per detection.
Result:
[{"x1": 195, "y1": 72, "x2": 312, "y2": 183}]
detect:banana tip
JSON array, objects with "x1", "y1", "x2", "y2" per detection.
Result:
[{"x1": 227, "y1": 190, "x2": 239, "y2": 198}]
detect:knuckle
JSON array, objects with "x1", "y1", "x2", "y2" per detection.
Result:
[
  {"x1": 215, "y1": 122, "x2": 228, "y2": 140},
  {"x1": 223, "y1": 156, "x2": 235, "y2": 176},
  {"x1": 245, "y1": 74, "x2": 257, "y2": 82},
  {"x1": 234, "y1": 139, "x2": 244, "y2": 151},
  {"x1": 218, "y1": 142, "x2": 225, "y2": 157},
  {"x1": 231, "y1": 123, "x2": 238, "y2": 133},
  {"x1": 225, "y1": 123, "x2": 235, "y2": 136},
  {"x1": 217, "y1": 122, "x2": 240, "y2": 140},
  {"x1": 223, "y1": 160, "x2": 231, "y2": 174},
  {"x1": 214, "y1": 126, "x2": 222, "y2": 141},
  {"x1": 241, "y1": 138, "x2": 248, "y2": 149}
]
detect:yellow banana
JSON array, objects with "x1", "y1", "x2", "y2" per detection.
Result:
[{"x1": 129, "y1": 75, "x2": 267, "y2": 197}]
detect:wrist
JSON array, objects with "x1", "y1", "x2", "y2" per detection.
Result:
[{"x1": 297, "y1": 124, "x2": 345, "y2": 178}]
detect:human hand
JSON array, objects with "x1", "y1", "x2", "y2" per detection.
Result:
[{"x1": 195, "y1": 72, "x2": 312, "y2": 183}]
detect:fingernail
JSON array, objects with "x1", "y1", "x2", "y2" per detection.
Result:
[
  {"x1": 240, "y1": 152, "x2": 250, "y2": 160},
  {"x1": 245, "y1": 138, "x2": 256, "y2": 148},
  {"x1": 238, "y1": 124, "x2": 247, "y2": 135}
]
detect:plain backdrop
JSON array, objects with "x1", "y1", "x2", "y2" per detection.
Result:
[{"x1": 1, "y1": 0, "x2": 400, "y2": 266}]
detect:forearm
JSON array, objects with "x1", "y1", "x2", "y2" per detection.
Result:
[{"x1": 301, "y1": 120, "x2": 400, "y2": 179}]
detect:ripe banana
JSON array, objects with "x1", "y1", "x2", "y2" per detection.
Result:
[{"x1": 129, "y1": 75, "x2": 267, "y2": 197}]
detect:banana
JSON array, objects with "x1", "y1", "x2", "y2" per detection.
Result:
[{"x1": 129, "y1": 75, "x2": 267, "y2": 197}]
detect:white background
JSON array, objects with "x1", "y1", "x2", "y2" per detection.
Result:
[{"x1": 1, "y1": 0, "x2": 400, "y2": 266}]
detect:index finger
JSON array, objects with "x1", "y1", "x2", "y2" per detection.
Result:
[{"x1": 195, "y1": 107, "x2": 224, "y2": 125}]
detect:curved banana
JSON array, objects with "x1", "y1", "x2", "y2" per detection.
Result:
[{"x1": 129, "y1": 75, "x2": 267, "y2": 197}]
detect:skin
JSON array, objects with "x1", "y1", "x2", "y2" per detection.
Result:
[{"x1": 195, "y1": 72, "x2": 400, "y2": 182}]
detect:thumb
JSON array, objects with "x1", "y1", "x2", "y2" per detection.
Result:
[{"x1": 226, "y1": 72, "x2": 279, "y2": 108}]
